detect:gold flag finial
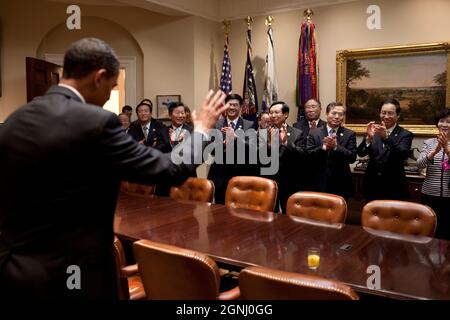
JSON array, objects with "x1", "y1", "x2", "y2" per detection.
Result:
[
  {"x1": 222, "y1": 20, "x2": 231, "y2": 33},
  {"x1": 304, "y1": 8, "x2": 314, "y2": 22},
  {"x1": 265, "y1": 15, "x2": 274, "y2": 27},
  {"x1": 245, "y1": 16, "x2": 253, "y2": 27}
]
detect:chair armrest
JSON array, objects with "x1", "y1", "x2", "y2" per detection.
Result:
[
  {"x1": 121, "y1": 264, "x2": 139, "y2": 277},
  {"x1": 217, "y1": 286, "x2": 240, "y2": 300}
]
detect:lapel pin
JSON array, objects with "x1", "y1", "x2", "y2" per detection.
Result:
[
  {"x1": 340, "y1": 133, "x2": 344, "y2": 136},
  {"x1": 287, "y1": 132, "x2": 291, "y2": 136}
]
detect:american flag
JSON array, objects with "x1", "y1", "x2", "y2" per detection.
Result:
[{"x1": 219, "y1": 33, "x2": 232, "y2": 94}]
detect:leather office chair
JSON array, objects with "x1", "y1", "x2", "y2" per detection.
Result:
[
  {"x1": 113, "y1": 236, "x2": 146, "y2": 300},
  {"x1": 286, "y1": 192, "x2": 347, "y2": 224},
  {"x1": 239, "y1": 266, "x2": 359, "y2": 300},
  {"x1": 133, "y1": 239, "x2": 240, "y2": 300},
  {"x1": 225, "y1": 176, "x2": 278, "y2": 212},
  {"x1": 361, "y1": 200, "x2": 436, "y2": 237},
  {"x1": 120, "y1": 181, "x2": 155, "y2": 196},
  {"x1": 170, "y1": 177, "x2": 215, "y2": 202}
]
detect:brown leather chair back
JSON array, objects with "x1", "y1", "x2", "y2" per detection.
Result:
[
  {"x1": 286, "y1": 192, "x2": 347, "y2": 224},
  {"x1": 120, "y1": 181, "x2": 155, "y2": 196},
  {"x1": 361, "y1": 200, "x2": 436, "y2": 237},
  {"x1": 225, "y1": 176, "x2": 278, "y2": 212},
  {"x1": 133, "y1": 239, "x2": 239, "y2": 300},
  {"x1": 170, "y1": 178, "x2": 215, "y2": 202},
  {"x1": 239, "y1": 266, "x2": 359, "y2": 300},
  {"x1": 113, "y1": 236, "x2": 145, "y2": 300}
]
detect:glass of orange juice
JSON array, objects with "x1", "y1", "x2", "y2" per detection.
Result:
[{"x1": 307, "y1": 247, "x2": 320, "y2": 270}]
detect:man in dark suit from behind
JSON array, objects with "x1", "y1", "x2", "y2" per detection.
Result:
[
  {"x1": 127, "y1": 101, "x2": 164, "y2": 147},
  {"x1": 356, "y1": 98, "x2": 413, "y2": 201},
  {"x1": 155, "y1": 101, "x2": 195, "y2": 196},
  {"x1": 0, "y1": 38, "x2": 227, "y2": 300},
  {"x1": 267, "y1": 101, "x2": 307, "y2": 213},
  {"x1": 207, "y1": 93, "x2": 254, "y2": 204},
  {"x1": 307, "y1": 102, "x2": 357, "y2": 201}
]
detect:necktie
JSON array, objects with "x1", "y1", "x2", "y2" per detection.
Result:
[
  {"x1": 230, "y1": 122, "x2": 235, "y2": 130},
  {"x1": 329, "y1": 128, "x2": 335, "y2": 136},
  {"x1": 143, "y1": 126, "x2": 148, "y2": 139},
  {"x1": 310, "y1": 121, "x2": 317, "y2": 129}
]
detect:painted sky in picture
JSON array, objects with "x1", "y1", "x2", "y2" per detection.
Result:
[{"x1": 351, "y1": 53, "x2": 447, "y2": 88}]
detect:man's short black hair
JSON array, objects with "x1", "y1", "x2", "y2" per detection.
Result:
[
  {"x1": 122, "y1": 105, "x2": 132, "y2": 112},
  {"x1": 326, "y1": 101, "x2": 345, "y2": 114},
  {"x1": 168, "y1": 102, "x2": 185, "y2": 115},
  {"x1": 434, "y1": 108, "x2": 450, "y2": 126},
  {"x1": 304, "y1": 98, "x2": 321, "y2": 108},
  {"x1": 225, "y1": 93, "x2": 243, "y2": 105},
  {"x1": 380, "y1": 98, "x2": 401, "y2": 115},
  {"x1": 269, "y1": 101, "x2": 289, "y2": 114},
  {"x1": 63, "y1": 38, "x2": 119, "y2": 79},
  {"x1": 140, "y1": 98, "x2": 153, "y2": 108},
  {"x1": 136, "y1": 102, "x2": 152, "y2": 113}
]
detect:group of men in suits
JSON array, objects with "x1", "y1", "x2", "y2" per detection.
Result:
[{"x1": 204, "y1": 95, "x2": 412, "y2": 214}]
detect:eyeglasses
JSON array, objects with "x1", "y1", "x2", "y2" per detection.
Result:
[{"x1": 380, "y1": 111, "x2": 396, "y2": 117}]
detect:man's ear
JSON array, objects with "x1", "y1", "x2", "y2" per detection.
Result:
[{"x1": 93, "y1": 69, "x2": 107, "y2": 87}]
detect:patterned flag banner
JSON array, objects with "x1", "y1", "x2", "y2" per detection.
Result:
[
  {"x1": 242, "y1": 27, "x2": 258, "y2": 122},
  {"x1": 262, "y1": 25, "x2": 278, "y2": 112},
  {"x1": 219, "y1": 33, "x2": 232, "y2": 94},
  {"x1": 296, "y1": 16, "x2": 318, "y2": 121}
]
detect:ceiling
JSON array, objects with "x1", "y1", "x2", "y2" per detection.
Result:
[{"x1": 49, "y1": 0, "x2": 362, "y2": 21}]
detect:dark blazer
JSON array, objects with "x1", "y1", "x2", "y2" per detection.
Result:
[
  {"x1": 357, "y1": 124, "x2": 413, "y2": 201},
  {"x1": 293, "y1": 117, "x2": 326, "y2": 137},
  {"x1": 0, "y1": 85, "x2": 197, "y2": 299},
  {"x1": 207, "y1": 117, "x2": 254, "y2": 204},
  {"x1": 155, "y1": 123, "x2": 194, "y2": 153},
  {"x1": 307, "y1": 125, "x2": 357, "y2": 200},
  {"x1": 269, "y1": 125, "x2": 307, "y2": 213},
  {"x1": 154, "y1": 123, "x2": 195, "y2": 196},
  {"x1": 127, "y1": 118, "x2": 165, "y2": 147}
]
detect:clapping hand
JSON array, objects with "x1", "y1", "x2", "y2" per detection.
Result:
[
  {"x1": 221, "y1": 126, "x2": 236, "y2": 145},
  {"x1": 374, "y1": 121, "x2": 388, "y2": 140},
  {"x1": 323, "y1": 133, "x2": 337, "y2": 151},
  {"x1": 366, "y1": 121, "x2": 376, "y2": 143}
]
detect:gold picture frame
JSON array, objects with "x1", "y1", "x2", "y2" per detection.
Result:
[{"x1": 336, "y1": 42, "x2": 450, "y2": 136}]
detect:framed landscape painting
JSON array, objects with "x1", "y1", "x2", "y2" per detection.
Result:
[{"x1": 336, "y1": 42, "x2": 450, "y2": 136}]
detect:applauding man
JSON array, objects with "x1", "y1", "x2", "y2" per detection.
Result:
[
  {"x1": 307, "y1": 102, "x2": 357, "y2": 201},
  {"x1": 357, "y1": 98, "x2": 413, "y2": 201}
]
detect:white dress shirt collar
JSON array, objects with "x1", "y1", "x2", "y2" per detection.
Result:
[{"x1": 58, "y1": 84, "x2": 86, "y2": 104}]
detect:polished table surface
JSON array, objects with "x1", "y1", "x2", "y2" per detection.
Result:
[{"x1": 114, "y1": 193, "x2": 450, "y2": 300}]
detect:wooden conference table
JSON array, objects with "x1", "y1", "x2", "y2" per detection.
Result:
[{"x1": 114, "y1": 193, "x2": 450, "y2": 300}]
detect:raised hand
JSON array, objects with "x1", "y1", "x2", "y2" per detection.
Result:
[{"x1": 192, "y1": 90, "x2": 227, "y2": 133}]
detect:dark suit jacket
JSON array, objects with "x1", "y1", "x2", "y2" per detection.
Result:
[
  {"x1": 207, "y1": 117, "x2": 254, "y2": 204},
  {"x1": 0, "y1": 85, "x2": 197, "y2": 299},
  {"x1": 269, "y1": 125, "x2": 307, "y2": 213},
  {"x1": 293, "y1": 117, "x2": 326, "y2": 137},
  {"x1": 306, "y1": 125, "x2": 357, "y2": 199},
  {"x1": 356, "y1": 124, "x2": 413, "y2": 201},
  {"x1": 127, "y1": 118, "x2": 165, "y2": 147},
  {"x1": 154, "y1": 123, "x2": 195, "y2": 196},
  {"x1": 155, "y1": 123, "x2": 194, "y2": 153}
]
